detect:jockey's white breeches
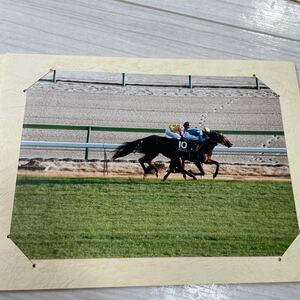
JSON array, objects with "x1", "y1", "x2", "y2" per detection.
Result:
[{"x1": 165, "y1": 128, "x2": 181, "y2": 139}]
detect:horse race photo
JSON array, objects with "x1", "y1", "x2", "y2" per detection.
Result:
[{"x1": 10, "y1": 71, "x2": 298, "y2": 259}]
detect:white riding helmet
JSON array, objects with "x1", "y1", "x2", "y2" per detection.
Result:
[{"x1": 203, "y1": 127, "x2": 210, "y2": 133}]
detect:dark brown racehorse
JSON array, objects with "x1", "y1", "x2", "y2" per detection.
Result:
[
  {"x1": 112, "y1": 131, "x2": 232, "y2": 180},
  {"x1": 164, "y1": 131, "x2": 233, "y2": 181},
  {"x1": 112, "y1": 135, "x2": 197, "y2": 180}
]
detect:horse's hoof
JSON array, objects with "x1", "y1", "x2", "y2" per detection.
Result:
[{"x1": 193, "y1": 177, "x2": 197, "y2": 180}]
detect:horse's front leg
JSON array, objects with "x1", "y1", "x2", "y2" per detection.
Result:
[
  {"x1": 178, "y1": 158, "x2": 196, "y2": 180},
  {"x1": 182, "y1": 169, "x2": 197, "y2": 180},
  {"x1": 163, "y1": 169, "x2": 172, "y2": 181},
  {"x1": 189, "y1": 161, "x2": 205, "y2": 177},
  {"x1": 177, "y1": 159, "x2": 197, "y2": 180},
  {"x1": 163, "y1": 159, "x2": 196, "y2": 181},
  {"x1": 182, "y1": 159, "x2": 186, "y2": 180},
  {"x1": 205, "y1": 159, "x2": 219, "y2": 178}
]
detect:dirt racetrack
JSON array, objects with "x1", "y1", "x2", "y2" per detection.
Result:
[{"x1": 18, "y1": 159, "x2": 290, "y2": 181}]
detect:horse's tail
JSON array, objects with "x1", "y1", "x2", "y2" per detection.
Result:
[{"x1": 112, "y1": 139, "x2": 142, "y2": 160}]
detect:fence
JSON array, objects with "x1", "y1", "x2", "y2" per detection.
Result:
[
  {"x1": 21, "y1": 141, "x2": 287, "y2": 154},
  {"x1": 46, "y1": 71, "x2": 263, "y2": 90},
  {"x1": 22, "y1": 124, "x2": 285, "y2": 160}
]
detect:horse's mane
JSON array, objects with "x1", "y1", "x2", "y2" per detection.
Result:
[
  {"x1": 206, "y1": 130, "x2": 222, "y2": 138},
  {"x1": 209, "y1": 130, "x2": 220, "y2": 134}
]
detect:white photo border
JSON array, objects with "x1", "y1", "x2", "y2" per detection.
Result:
[{"x1": 0, "y1": 54, "x2": 300, "y2": 290}]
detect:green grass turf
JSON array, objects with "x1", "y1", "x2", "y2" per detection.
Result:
[{"x1": 10, "y1": 176, "x2": 299, "y2": 259}]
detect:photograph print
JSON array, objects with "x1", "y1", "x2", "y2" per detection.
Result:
[{"x1": 10, "y1": 70, "x2": 298, "y2": 259}]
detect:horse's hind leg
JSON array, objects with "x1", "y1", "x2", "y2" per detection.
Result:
[
  {"x1": 163, "y1": 159, "x2": 177, "y2": 181},
  {"x1": 139, "y1": 153, "x2": 159, "y2": 178},
  {"x1": 138, "y1": 156, "x2": 148, "y2": 176},
  {"x1": 148, "y1": 160, "x2": 159, "y2": 177}
]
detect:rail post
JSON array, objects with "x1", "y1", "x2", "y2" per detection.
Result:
[
  {"x1": 103, "y1": 147, "x2": 108, "y2": 176},
  {"x1": 122, "y1": 73, "x2": 126, "y2": 87},
  {"x1": 85, "y1": 126, "x2": 92, "y2": 160},
  {"x1": 188, "y1": 75, "x2": 193, "y2": 89},
  {"x1": 52, "y1": 70, "x2": 57, "y2": 83},
  {"x1": 253, "y1": 74, "x2": 260, "y2": 90}
]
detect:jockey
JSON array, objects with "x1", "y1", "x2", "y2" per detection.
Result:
[
  {"x1": 182, "y1": 122, "x2": 197, "y2": 141},
  {"x1": 187, "y1": 126, "x2": 210, "y2": 142},
  {"x1": 182, "y1": 121, "x2": 210, "y2": 142},
  {"x1": 165, "y1": 122, "x2": 210, "y2": 142},
  {"x1": 165, "y1": 123, "x2": 185, "y2": 140}
]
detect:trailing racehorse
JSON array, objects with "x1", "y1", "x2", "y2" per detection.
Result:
[
  {"x1": 112, "y1": 135, "x2": 197, "y2": 180},
  {"x1": 112, "y1": 131, "x2": 232, "y2": 181}
]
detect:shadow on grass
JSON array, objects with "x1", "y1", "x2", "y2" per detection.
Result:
[{"x1": 16, "y1": 177, "x2": 169, "y2": 187}]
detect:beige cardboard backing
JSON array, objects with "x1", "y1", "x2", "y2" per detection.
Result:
[{"x1": 0, "y1": 54, "x2": 300, "y2": 290}]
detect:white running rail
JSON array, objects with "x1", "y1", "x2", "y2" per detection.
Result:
[{"x1": 21, "y1": 141, "x2": 287, "y2": 154}]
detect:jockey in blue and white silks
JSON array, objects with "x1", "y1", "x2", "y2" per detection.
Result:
[
  {"x1": 183, "y1": 122, "x2": 210, "y2": 142},
  {"x1": 186, "y1": 128, "x2": 210, "y2": 142}
]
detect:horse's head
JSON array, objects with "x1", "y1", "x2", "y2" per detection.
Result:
[{"x1": 206, "y1": 131, "x2": 232, "y2": 148}]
